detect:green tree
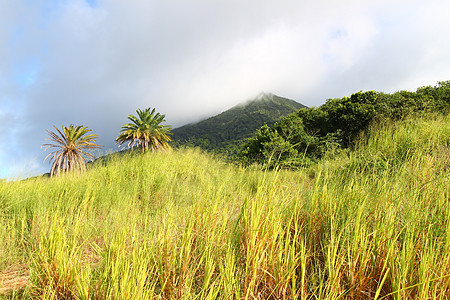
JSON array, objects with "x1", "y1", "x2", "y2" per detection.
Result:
[
  {"x1": 296, "y1": 107, "x2": 330, "y2": 136},
  {"x1": 240, "y1": 119, "x2": 316, "y2": 169},
  {"x1": 240, "y1": 91, "x2": 378, "y2": 168},
  {"x1": 42, "y1": 124, "x2": 102, "y2": 177},
  {"x1": 416, "y1": 80, "x2": 450, "y2": 110},
  {"x1": 116, "y1": 108, "x2": 172, "y2": 153},
  {"x1": 241, "y1": 124, "x2": 276, "y2": 165},
  {"x1": 240, "y1": 82, "x2": 450, "y2": 169},
  {"x1": 274, "y1": 114, "x2": 320, "y2": 155},
  {"x1": 320, "y1": 91, "x2": 378, "y2": 145}
]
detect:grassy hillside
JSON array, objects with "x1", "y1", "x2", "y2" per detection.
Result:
[
  {"x1": 0, "y1": 114, "x2": 449, "y2": 299},
  {"x1": 171, "y1": 93, "x2": 306, "y2": 154},
  {"x1": 241, "y1": 81, "x2": 450, "y2": 169}
]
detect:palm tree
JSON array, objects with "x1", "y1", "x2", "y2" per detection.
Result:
[
  {"x1": 42, "y1": 124, "x2": 102, "y2": 176},
  {"x1": 116, "y1": 108, "x2": 172, "y2": 152}
]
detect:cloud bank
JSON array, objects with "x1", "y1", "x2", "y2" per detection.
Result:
[{"x1": 1, "y1": 0, "x2": 450, "y2": 178}]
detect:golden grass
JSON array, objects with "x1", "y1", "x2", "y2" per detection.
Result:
[{"x1": 0, "y1": 114, "x2": 449, "y2": 299}]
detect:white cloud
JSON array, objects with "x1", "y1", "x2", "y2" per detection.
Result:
[{"x1": 1, "y1": 0, "x2": 450, "y2": 177}]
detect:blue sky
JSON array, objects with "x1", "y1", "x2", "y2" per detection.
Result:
[{"x1": 1, "y1": 0, "x2": 450, "y2": 179}]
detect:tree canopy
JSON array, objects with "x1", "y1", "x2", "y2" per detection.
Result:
[
  {"x1": 42, "y1": 124, "x2": 102, "y2": 176},
  {"x1": 116, "y1": 108, "x2": 172, "y2": 153},
  {"x1": 240, "y1": 81, "x2": 450, "y2": 169}
]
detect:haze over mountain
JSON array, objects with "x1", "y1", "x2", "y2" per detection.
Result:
[
  {"x1": 2, "y1": 1, "x2": 450, "y2": 178},
  {"x1": 171, "y1": 93, "x2": 305, "y2": 154}
]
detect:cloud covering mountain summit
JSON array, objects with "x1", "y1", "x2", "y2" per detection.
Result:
[{"x1": 1, "y1": 0, "x2": 450, "y2": 178}]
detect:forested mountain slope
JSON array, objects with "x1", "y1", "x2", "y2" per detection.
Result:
[{"x1": 171, "y1": 93, "x2": 306, "y2": 153}]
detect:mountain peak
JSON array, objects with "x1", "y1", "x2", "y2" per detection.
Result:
[
  {"x1": 171, "y1": 94, "x2": 306, "y2": 154},
  {"x1": 255, "y1": 92, "x2": 274, "y2": 101}
]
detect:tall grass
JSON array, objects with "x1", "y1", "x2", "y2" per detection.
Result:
[{"x1": 0, "y1": 114, "x2": 449, "y2": 299}]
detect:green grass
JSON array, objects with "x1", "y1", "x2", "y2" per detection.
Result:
[{"x1": 0, "y1": 114, "x2": 449, "y2": 299}]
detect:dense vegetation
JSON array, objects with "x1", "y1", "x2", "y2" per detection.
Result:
[
  {"x1": 171, "y1": 93, "x2": 305, "y2": 155},
  {"x1": 0, "y1": 111, "x2": 449, "y2": 298},
  {"x1": 0, "y1": 81, "x2": 449, "y2": 298},
  {"x1": 241, "y1": 81, "x2": 450, "y2": 169}
]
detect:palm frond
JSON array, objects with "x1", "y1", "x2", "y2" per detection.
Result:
[
  {"x1": 116, "y1": 107, "x2": 172, "y2": 153},
  {"x1": 42, "y1": 124, "x2": 102, "y2": 176}
]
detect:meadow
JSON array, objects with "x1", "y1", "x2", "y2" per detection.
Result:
[{"x1": 0, "y1": 114, "x2": 449, "y2": 299}]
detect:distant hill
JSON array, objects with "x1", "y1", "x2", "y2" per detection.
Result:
[{"x1": 171, "y1": 93, "x2": 306, "y2": 154}]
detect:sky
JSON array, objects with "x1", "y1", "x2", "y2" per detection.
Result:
[{"x1": 1, "y1": 0, "x2": 450, "y2": 178}]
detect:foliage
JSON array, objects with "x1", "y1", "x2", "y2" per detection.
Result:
[
  {"x1": 116, "y1": 108, "x2": 172, "y2": 153},
  {"x1": 241, "y1": 81, "x2": 450, "y2": 169},
  {"x1": 241, "y1": 116, "x2": 317, "y2": 169},
  {"x1": 416, "y1": 80, "x2": 450, "y2": 110},
  {"x1": 41, "y1": 124, "x2": 102, "y2": 177},
  {"x1": 1, "y1": 115, "x2": 449, "y2": 298},
  {"x1": 320, "y1": 90, "x2": 377, "y2": 145},
  {"x1": 171, "y1": 93, "x2": 305, "y2": 155}
]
